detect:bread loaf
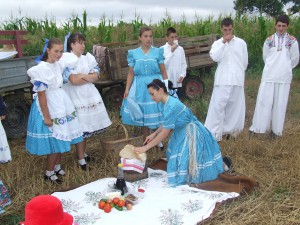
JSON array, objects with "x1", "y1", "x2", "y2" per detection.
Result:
[{"x1": 119, "y1": 144, "x2": 147, "y2": 162}]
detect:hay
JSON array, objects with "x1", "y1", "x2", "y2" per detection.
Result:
[{"x1": 1, "y1": 76, "x2": 300, "y2": 224}]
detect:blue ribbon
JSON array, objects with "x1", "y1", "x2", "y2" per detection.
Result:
[
  {"x1": 64, "y1": 32, "x2": 71, "y2": 52},
  {"x1": 35, "y1": 39, "x2": 49, "y2": 63}
]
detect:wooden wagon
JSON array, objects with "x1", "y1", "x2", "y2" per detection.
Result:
[
  {"x1": 93, "y1": 34, "x2": 218, "y2": 108},
  {"x1": 0, "y1": 31, "x2": 217, "y2": 138}
]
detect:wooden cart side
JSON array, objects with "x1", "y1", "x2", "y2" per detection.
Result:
[
  {"x1": 106, "y1": 34, "x2": 218, "y2": 81},
  {"x1": 0, "y1": 56, "x2": 36, "y2": 93}
]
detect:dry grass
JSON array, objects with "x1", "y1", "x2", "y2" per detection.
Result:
[{"x1": 1, "y1": 75, "x2": 300, "y2": 225}]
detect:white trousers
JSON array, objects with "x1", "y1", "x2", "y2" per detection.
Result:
[
  {"x1": 249, "y1": 82, "x2": 290, "y2": 135},
  {"x1": 205, "y1": 85, "x2": 245, "y2": 141}
]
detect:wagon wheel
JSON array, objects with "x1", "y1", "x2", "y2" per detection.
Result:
[
  {"x1": 2, "y1": 94, "x2": 30, "y2": 139},
  {"x1": 182, "y1": 77, "x2": 205, "y2": 100},
  {"x1": 103, "y1": 86, "x2": 125, "y2": 109}
]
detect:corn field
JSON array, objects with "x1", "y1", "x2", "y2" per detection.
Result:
[{"x1": 1, "y1": 11, "x2": 300, "y2": 70}]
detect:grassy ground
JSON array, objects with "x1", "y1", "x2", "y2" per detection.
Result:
[{"x1": 1, "y1": 72, "x2": 300, "y2": 225}]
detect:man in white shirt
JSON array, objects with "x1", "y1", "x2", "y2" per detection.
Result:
[
  {"x1": 205, "y1": 18, "x2": 248, "y2": 141},
  {"x1": 161, "y1": 27, "x2": 187, "y2": 98},
  {"x1": 249, "y1": 15, "x2": 299, "y2": 138}
]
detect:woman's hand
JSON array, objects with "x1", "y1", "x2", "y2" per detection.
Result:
[
  {"x1": 124, "y1": 89, "x2": 129, "y2": 99},
  {"x1": 134, "y1": 146, "x2": 148, "y2": 154},
  {"x1": 44, "y1": 117, "x2": 53, "y2": 127},
  {"x1": 0, "y1": 115, "x2": 6, "y2": 120},
  {"x1": 143, "y1": 133, "x2": 156, "y2": 145}
]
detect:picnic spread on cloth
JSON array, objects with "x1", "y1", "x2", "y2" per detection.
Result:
[{"x1": 52, "y1": 168, "x2": 239, "y2": 225}]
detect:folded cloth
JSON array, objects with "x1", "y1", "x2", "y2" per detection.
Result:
[{"x1": 120, "y1": 158, "x2": 146, "y2": 173}]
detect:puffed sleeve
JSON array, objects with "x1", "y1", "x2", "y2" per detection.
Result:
[
  {"x1": 158, "y1": 47, "x2": 165, "y2": 64},
  {"x1": 59, "y1": 53, "x2": 78, "y2": 70},
  {"x1": 127, "y1": 50, "x2": 135, "y2": 67},
  {"x1": 163, "y1": 97, "x2": 185, "y2": 129},
  {"x1": 86, "y1": 53, "x2": 100, "y2": 75},
  {"x1": 59, "y1": 53, "x2": 79, "y2": 83},
  {"x1": 27, "y1": 63, "x2": 53, "y2": 92}
]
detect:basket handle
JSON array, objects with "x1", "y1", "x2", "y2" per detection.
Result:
[{"x1": 116, "y1": 124, "x2": 129, "y2": 140}]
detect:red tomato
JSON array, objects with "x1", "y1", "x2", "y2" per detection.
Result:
[
  {"x1": 107, "y1": 199, "x2": 112, "y2": 204},
  {"x1": 112, "y1": 197, "x2": 119, "y2": 205},
  {"x1": 118, "y1": 200, "x2": 125, "y2": 207},
  {"x1": 103, "y1": 203, "x2": 111, "y2": 213},
  {"x1": 98, "y1": 201, "x2": 106, "y2": 210}
]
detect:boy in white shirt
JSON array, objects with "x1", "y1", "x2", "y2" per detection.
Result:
[
  {"x1": 161, "y1": 27, "x2": 187, "y2": 98},
  {"x1": 249, "y1": 15, "x2": 299, "y2": 138},
  {"x1": 205, "y1": 18, "x2": 248, "y2": 141}
]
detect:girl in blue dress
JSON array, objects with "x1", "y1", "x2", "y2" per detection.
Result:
[
  {"x1": 26, "y1": 39, "x2": 83, "y2": 184},
  {"x1": 135, "y1": 79, "x2": 224, "y2": 186},
  {"x1": 120, "y1": 27, "x2": 168, "y2": 138}
]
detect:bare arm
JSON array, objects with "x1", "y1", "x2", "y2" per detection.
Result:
[
  {"x1": 81, "y1": 72, "x2": 99, "y2": 83},
  {"x1": 135, "y1": 128, "x2": 171, "y2": 153},
  {"x1": 68, "y1": 74, "x2": 89, "y2": 85},
  {"x1": 160, "y1": 64, "x2": 168, "y2": 80},
  {"x1": 124, "y1": 67, "x2": 134, "y2": 98},
  {"x1": 37, "y1": 91, "x2": 52, "y2": 127}
]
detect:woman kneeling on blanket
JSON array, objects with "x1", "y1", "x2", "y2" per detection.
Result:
[{"x1": 135, "y1": 79, "x2": 224, "y2": 187}]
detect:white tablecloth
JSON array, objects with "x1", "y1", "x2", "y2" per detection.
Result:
[{"x1": 52, "y1": 169, "x2": 238, "y2": 225}]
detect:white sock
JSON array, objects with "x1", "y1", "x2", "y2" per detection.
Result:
[
  {"x1": 54, "y1": 164, "x2": 61, "y2": 171},
  {"x1": 78, "y1": 159, "x2": 86, "y2": 165},
  {"x1": 54, "y1": 164, "x2": 65, "y2": 175},
  {"x1": 45, "y1": 170, "x2": 58, "y2": 181},
  {"x1": 46, "y1": 170, "x2": 54, "y2": 177},
  {"x1": 223, "y1": 162, "x2": 229, "y2": 172},
  {"x1": 157, "y1": 142, "x2": 164, "y2": 147}
]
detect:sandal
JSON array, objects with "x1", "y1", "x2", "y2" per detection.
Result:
[
  {"x1": 223, "y1": 156, "x2": 235, "y2": 173},
  {"x1": 84, "y1": 155, "x2": 95, "y2": 163},
  {"x1": 55, "y1": 169, "x2": 66, "y2": 176},
  {"x1": 44, "y1": 174, "x2": 63, "y2": 184},
  {"x1": 80, "y1": 164, "x2": 92, "y2": 171}
]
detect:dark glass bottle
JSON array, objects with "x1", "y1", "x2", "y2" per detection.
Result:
[{"x1": 115, "y1": 163, "x2": 128, "y2": 195}]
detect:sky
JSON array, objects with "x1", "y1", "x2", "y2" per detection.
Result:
[{"x1": 0, "y1": 0, "x2": 235, "y2": 25}]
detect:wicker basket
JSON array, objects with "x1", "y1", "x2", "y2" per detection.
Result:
[{"x1": 100, "y1": 124, "x2": 144, "y2": 161}]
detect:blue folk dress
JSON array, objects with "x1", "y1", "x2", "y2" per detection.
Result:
[
  {"x1": 163, "y1": 96, "x2": 224, "y2": 186},
  {"x1": 120, "y1": 46, "x2": 164, "y2": 129},
  {"x1": 26, "y1": 61, "x2": 83, "y2": 155}
]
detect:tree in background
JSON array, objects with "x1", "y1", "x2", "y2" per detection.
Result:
[{"x1": 234, "y1": 0, "x2": 284, "y2": 17}]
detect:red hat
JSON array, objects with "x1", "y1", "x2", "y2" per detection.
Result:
[{"x1": 20, "y1": 195, "x2": 73, "y2": 225}]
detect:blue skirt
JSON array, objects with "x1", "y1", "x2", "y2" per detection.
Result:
[
  {"x1": 166, "y1": 120, "x2": 224, "y2": 186},
  {"x1": 120, "y1": 75, "x2": 163, "y2": 129},
  {"x1": 26, "y1": 100, "x2": 83, "y2": 156}
]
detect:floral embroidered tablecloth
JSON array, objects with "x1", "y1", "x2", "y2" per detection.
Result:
[{"x1": 52, "y1": 169, "x2": 238, "y2": 225}]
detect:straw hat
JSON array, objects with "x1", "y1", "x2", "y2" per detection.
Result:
[{"x1": 20, "y1": 195, "x2": 73, "y2": 225}]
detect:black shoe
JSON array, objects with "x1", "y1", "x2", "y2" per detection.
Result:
[
  {"x1": 44, "y1": 174, "x2": 63, "y2": 184},
  {"x1": 80, "y1": 164, "x2": 92, "y2": 171},
  {"x1": 223, "y1": 156, "x2": 235, "y2": 173},
  {"x1": 157, "y1": 142, "x2": 164, "y2": 151},
  {"x1": 84, "y1": 155, "x2": 95, "y2": 163},
  {"x1": 269, "y1": 131, "x2": 278, "y2": 140}
]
